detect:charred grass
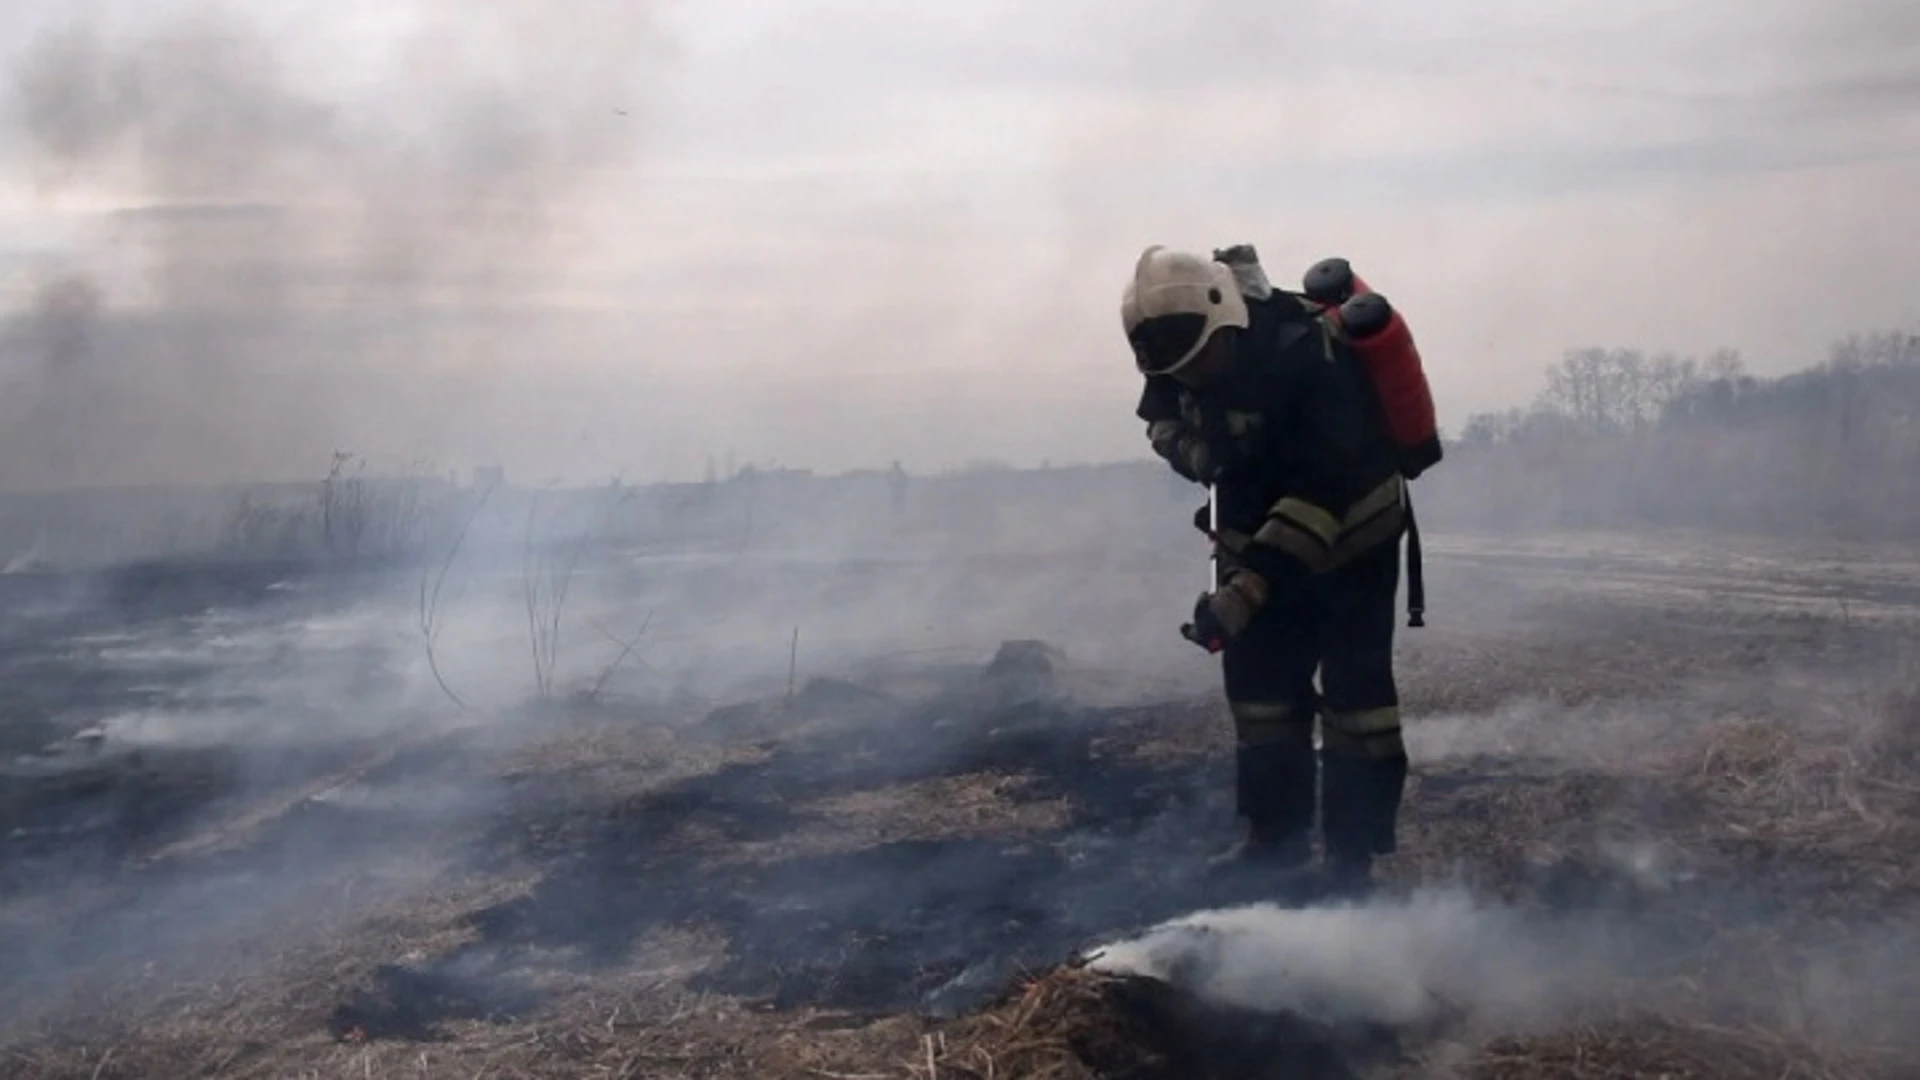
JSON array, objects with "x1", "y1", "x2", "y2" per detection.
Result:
[{"x1": 6, "y1": 600, "x2": 1920, "y2": 1078}]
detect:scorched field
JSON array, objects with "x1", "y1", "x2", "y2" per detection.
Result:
[{"x1": 2, "y1": 528, "x2": 1917, "y2": 1079}]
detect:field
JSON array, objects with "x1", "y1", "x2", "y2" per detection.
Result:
[{"x1": 2, "y1": 515, "x2": 1918, "y2": 1079}]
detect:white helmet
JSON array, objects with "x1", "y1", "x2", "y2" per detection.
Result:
[{"x1": 1120, "y1": 245, "x2": 1250, "y2": 376}]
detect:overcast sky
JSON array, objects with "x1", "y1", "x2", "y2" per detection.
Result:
[{"x1": 0, "y1": 0, "x2": 1917, "y2": 489}]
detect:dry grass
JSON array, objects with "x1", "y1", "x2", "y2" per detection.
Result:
[
  {"x1": 1685, "y1": 683, "x2": 1920, "y2": 904},
  {"x1": 6, "y1": 596, "x2": 1920, "y2": 1079},
  {"x1": 713, "y1": 774, "x2": 1076, "y2": 866},
  {"x1": 933, "y1": 969, "x2": 1142, "y2": 1080},
  {"x1": 1465, "y1": 1016, "x2": 1909, "y2": 1080}
]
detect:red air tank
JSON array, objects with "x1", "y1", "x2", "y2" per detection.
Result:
[{"x1": 1301, "y1": 257, "x2": 1442, "y2": 479}]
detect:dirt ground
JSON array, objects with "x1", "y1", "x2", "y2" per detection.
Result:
[{"x1": 3, "y1": 537, "x2": 1919, "y2": 1079}]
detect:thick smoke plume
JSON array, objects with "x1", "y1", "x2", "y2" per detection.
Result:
[
  {"x1": 0, "y1": 2, "x2": 668, "y2": 489},
  {"x1": 1085, "y1": 884, "x2": 1920, "y2": 1050},
  {"x1": 1085, "y1": 889, "x2": 1607, "y2": 1034}
]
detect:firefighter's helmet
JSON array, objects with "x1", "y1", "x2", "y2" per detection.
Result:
[{"x1": 1120, "y1": 245, "x2": 1249, "y2": 376}]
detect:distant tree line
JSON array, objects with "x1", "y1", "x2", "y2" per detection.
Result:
[{"x1": 1423, "y1": 331, "x2": 1920, "y2": 537}]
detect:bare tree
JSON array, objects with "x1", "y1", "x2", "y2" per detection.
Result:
[
  {"x1": 417, "y1": 479, "x2": 498, "y2": 712},
  {"x1": 1440, "y1": 331, "x2": 1920, "y2": 536},
  {"x1": 319, "y1": 451, "x2": 371, "y2": 558},
  {"x1": 581, "y1": 613, "x2": 653, "y2": 706},
  {"x1": 521, "y1": 478, "x2": 634, "y2": 701}
]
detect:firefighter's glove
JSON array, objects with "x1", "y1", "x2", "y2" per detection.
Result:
[{"x1": 1181, "y1": 569, "x2": 1269, "y2": 652}]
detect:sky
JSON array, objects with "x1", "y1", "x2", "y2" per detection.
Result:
[{"x1": 0, "y1": 0, "x2": 1917, "y2": 489}]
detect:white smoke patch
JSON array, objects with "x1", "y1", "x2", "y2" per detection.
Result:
[
  {"x1": 1587, "y1": 834, "x2": 1696, "y2": 895},
  {"x1": 1, "y1": 539, "x2": 49, "y2": 574},
  {"x1": 1083, "y1": 888, "x2": 1624, "y2": 1035},
  {"x1": 1404, "y1": 650, "x2": 1912, "y2": 768},
  {"x1": 304, "y1": 775, "x2": 490, "y2": 817}
]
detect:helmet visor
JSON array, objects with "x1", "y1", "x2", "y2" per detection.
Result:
[{"x1": 1128, "y1": 312, "x2": 1208, "y2": 375}]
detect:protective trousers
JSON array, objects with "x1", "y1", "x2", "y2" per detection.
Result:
[{"x1": 1219, "y1": 537, "x2": 1407, "y2": 861}]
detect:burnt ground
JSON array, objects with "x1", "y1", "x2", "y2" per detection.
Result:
[
  {"x1": 0, "y1": 561, "x2": 416, "y2": 893},
  {"x1": 3, "y1": 539, "x2": 1920, "y2": 1079}
]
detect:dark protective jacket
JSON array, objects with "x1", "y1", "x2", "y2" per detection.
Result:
[{"x1": 1137, "y1": 290, "x2": 1407, "y2": 584}]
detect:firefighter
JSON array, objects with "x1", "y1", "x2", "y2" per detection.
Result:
[{"x1": 1121, "y1": 244, "x2": 1410, "y2": 894}]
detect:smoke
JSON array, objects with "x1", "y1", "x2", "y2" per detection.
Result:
[
  {"x1": 0, "y1": 1, "x2": 669, "y2": 490},
  {"x1": 11, "y1": 4, "x2": 662, "y2": 282},
  {"x1": 0, "y1": 1, "x2": 1912, "y2": 492},
  {"x1": 1085, "y1": 883, "x2": 1920, "y2": 1050},
  {"x1": 1085, "y1": 889, "x2": 1616, "y2": 1034},
  {"x1": 0, "y1": 5, "x2": 1913, "y2": 1071}
]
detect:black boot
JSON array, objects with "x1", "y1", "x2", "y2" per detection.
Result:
[
  {"x1": 1321, "y1": 753, "x2": 1408, "y2": 897},
  {"x1": 1205, "y1": 819, "x2": 1319, "y2": 905},
  {"x1": 1206, "y1": 819, "x2": 1312, "y2": 872},
  {"x1": 1322, "y1": 852, "x2": 1376, "y2": 899},
  {"x1": 1206, "y1": 742, "x2": 1319, "y2": 897}
]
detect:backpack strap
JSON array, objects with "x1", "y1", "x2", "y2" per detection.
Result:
[{"x1": 1404, "y1": 488, "x2": 1426, "y2": 628}]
